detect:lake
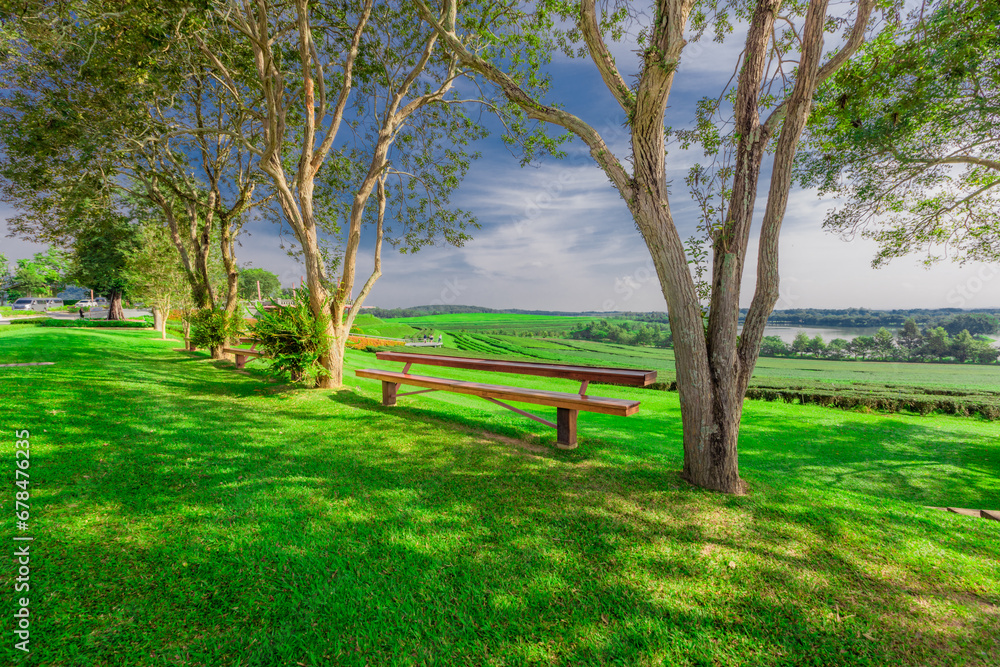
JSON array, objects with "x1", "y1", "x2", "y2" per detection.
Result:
[{"x1": 749, "y1": 324, "x2": 898, "y2": 343}]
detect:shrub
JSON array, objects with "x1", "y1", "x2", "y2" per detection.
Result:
[
  {"x1": 346, "y1": 335, "x2": 406, "y2": 350},
  {"x1": 249, "y1": 291, "x2": 332, "y2": 384},
  {"x1": 189, "y1": 309, "x2": 245, "y2": 349}
]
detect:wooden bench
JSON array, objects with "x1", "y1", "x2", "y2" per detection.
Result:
[
  {"x1": 356, "y1": 351, "x2": 656, "y2": 448},
  {"x1": 222, "y1": 337, "x2": 265, "y2": 369}
]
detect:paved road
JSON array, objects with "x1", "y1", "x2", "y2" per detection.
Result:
[
  {"x1": 0, "y1": 308, "x2": 152, "y2": 325},
  {"x1": 49, "y1": 308, "x2": 152, "y2": 320}
]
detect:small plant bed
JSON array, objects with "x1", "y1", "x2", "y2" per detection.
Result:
[{"x1": 347, "y1": 334, "x2": 407, "y2": 350}]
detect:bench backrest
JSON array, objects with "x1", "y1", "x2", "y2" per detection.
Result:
[{"x1": 375, "y1": 351, "x2": 656, "y2": 386}]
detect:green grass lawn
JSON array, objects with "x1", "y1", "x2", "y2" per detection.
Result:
[
  {"x1": 350, "y1": 314, "x2": 420, "y2": 340},
  {"x1": 1, "y1": 327, "x2": 998, "y2": 666}
]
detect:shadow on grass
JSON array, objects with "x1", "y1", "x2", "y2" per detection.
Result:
[
  {"x1": 3, "y1": 329, "x2": 998, "y2": 666},
  {"x1": 737, "y1": 410, "x2": 1000, "y2": 509}
]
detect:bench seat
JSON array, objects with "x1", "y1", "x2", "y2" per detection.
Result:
[
  {"x1": 357, "y1": 369, "x2": 639, "y2": 416},
  {"x1": 222, "y1": 347, "x2": 265, "y2": 370}
]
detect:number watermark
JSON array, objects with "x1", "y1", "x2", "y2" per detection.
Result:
[{"x1": 12, "y1": 429, "x2": 32, "y2": 654}]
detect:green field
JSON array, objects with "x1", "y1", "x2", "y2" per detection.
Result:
[
  {"x1": 1, "y1": 327, "x2": 998, "y2": 666},
  {"x1": 389, "y1": 313, "x2": 1000, "y2": 387},
  {"x1": 349, "y1": 313, "x2": 420, "y2": 339},
  {"x1": 387, "y1": 312, "x2": 609, "y2": 334}
]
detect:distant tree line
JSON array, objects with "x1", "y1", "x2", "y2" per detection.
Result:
[
  {"x1": 1, "y1": 249, "x2": 70, "y2": 301},
  {"x1": 744, "y1": 308, "x2": 1000, "y2": 330},
  {"x1": 760, "y1": 318, "x2": 999, "y2": 364},
  {"x1": 569, "y1": 320, "x2": 672, "y2": 348},
  {"x1": 368, "y1": 305, "x2": 633, "y2": 318}
]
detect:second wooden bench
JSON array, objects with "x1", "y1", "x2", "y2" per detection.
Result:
[
  {"x1": 222, "y1": 337, "x2": 265, "y2": 369},
  {"x1": 356, "y1": 351, "x2": 656, "y2": 448}
]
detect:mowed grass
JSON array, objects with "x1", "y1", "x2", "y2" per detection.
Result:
[
  {"x1": 350, "y1": 314, "x2": 420, "y2": 340},
  {"x1": 0, "y1": 327, "x2": 998, "y2": 666}
]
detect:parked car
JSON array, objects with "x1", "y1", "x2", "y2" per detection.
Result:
[
  {"x1": 75, "y1": 298, "x2": 108, "y2": 309},
  {"x1": 10, "y1": 298, "x2": 63, "y2": 311}
]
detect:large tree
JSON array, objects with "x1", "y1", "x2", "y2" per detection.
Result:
[
  {"x1": 416, "y1": 0, "x2": 879, "y2": 493},
  {"x1": 195, "y1": 0, "x2": 484, "y2": 387},
  {"x1": 0, "y1": 2, "x2": 267, "y2": 352},
  {"x1": 67, "y1": 214, "x2": 139, "y2": 320},
  {"x1": 238, "y1": 267, "x2": 281, "y2": 301},
  {"x1": 798, "y1": 0, "x2": 1000, "y2": 266},
  {"x1": 125, "y1": 221, "x2": 194, "y2": 338}
]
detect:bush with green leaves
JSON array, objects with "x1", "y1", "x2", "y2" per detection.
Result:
[
  {"x1": 249, "y1": 292, "x2": 332, "y2": 384},
  {"x1": 189, "y1": 309, "x2": 245, "y2": 349}
]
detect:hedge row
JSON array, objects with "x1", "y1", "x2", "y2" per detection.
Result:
[
  {"x1": 634, "y1": 378, "x2": 999, "y2": 420},
  {"x1": 40, "y1": 319, "x2": 152, "y2": 329},
  {"x1": 744, "y1": 387, "x2": 999, "y2": 420},
  {"x1": 346, "y1": 335, "x2": 406, "y2": 350}
]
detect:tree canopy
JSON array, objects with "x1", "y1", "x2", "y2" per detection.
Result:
[
  {"x1": 799, "y1": 0, "x2": 1000, "y2": 265},
  {"x1": 238, "y1": 268, "x2": 282, "y2": 301},
  {"x1": 12, "y1": 248, "x2": 68, "y2": 297},
  {"x1": 67, "y1": 214, "x2": 139, "y2": 319}
]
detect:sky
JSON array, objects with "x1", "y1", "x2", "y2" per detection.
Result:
[{"x1": 2, "y1": 6, "x2": 998, "y2": 313}]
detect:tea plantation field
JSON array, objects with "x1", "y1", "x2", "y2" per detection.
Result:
[{"x1": 383, "y1": 314, "x2": 1000, "y2": 419}]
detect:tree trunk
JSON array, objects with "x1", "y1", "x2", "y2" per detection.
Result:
[
  {"x1": 152, "y1": 306, "x2": 164, "y2": 335},
  {"x1": 160, "y1": 298, "x2": 171, "y2": 340},
  {"x1": 216, "y1": 212, "x2": 242, "y2": 361},
  {"x1": 324, "y1": 322, "x2": 350, "y2": 388},
  {"x1": 634, "y1": 196, "x2": 749, "y2": 495},
  {"x1": 107, "y1": 290, "x2": 125, "y2": 321}
]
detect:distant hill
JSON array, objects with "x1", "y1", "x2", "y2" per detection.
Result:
[{"x1": 369, "y1": 305, "x2": 619, "y2": 318}]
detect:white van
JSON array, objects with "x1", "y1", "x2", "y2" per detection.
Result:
[
  {"x1": 10, "y1": 298, "x2": 39, "y2": 311},
  {"x1": 10, "y1": 298, "x2": 63, "y2": 311}
]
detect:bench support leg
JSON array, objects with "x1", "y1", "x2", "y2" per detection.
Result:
[
  {"x1": 556, "y1": 408, "x2": 578, "y2": 449},
  {"x1": 235, "y1": 355, "x2": 247, "y2": 370},
  {"x1": 382, "y1": 381, "x2": 400, "y2": 406}
]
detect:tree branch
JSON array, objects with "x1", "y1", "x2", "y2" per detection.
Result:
[
  {"x1": 413, "y1": 0, "x2": 633, "y2": 194},
  {"x1": 580, "y1": 0, "x2": 635, "y2": 115},
  {"x1": 763, "y1": 0, "x2": 874, "y2": 133}
]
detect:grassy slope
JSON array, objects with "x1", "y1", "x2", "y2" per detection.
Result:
[
  {"x1": 350, "y1": 313, "x2": 419, "y2": 339},
  {"x1": 1, "y1": 328, "x2": 998, "y2": 666}
]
